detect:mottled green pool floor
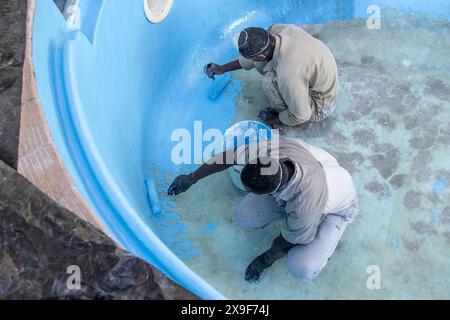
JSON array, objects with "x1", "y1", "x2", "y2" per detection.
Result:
[{"x1": 167, "y1": 10, "x2": 450, "y2": 299}]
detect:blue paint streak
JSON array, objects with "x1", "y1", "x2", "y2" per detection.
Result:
[
  {"x1": 391, "y1": 237, "x2": 399, "y2": 248},
  {"x1": 383, "y1": 185, "x2": 391, "y2": 200},
  {"x1": 200, "y1": 223, "x2": 220, "y2": 234},
  {"x1": 433, "y1": 177, "x2": 448, "y2": 195},
  {"x1": 432, "y1": 210, "x2": 441, "y2": 223}
]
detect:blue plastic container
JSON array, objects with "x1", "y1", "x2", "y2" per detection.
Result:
[{"x1": 222, "y1": 121, "x2": 273, "y2": 191}]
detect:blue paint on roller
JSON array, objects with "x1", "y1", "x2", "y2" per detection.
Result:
[
  {"x1": 208, "y1": 73, "x2": 231, "y2": 101},
  {"x1": 145, "y1": 179, "x2": 162, "y2": 217}
]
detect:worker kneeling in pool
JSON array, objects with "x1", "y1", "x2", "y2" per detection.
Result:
[
  {"x1": 206, "y1": 25, "x2": 339, "y2": 129},
  {"x1": 168, "y1": 138, "x2": 359, "y2": 282}
]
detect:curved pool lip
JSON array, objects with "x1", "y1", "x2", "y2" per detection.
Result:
[
  {"x1": 62, "y1": 33, "x2": 226, "y2": 300},
  {"x1": 32, "y1": 0, "x2": 225, "y2": 299}
]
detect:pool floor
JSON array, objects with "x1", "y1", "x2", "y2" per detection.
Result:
[{"x1": 160, "y1": 9, "x2": 449, "y2": 299}]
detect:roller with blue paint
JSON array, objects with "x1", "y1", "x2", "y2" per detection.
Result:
[
  {"x1": 204, "y1": 63, "x2": 231, "y2": 101},
  {"x1": 145, "y1": 178, "x2": 162, "y2": 217}
]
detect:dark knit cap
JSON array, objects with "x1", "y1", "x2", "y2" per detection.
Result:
[
  {"x1": 238, "y1": 27, "x2": 271, "y2": 58},
  {"x1": 240, "y1": 158, "x2": 282, "y2": 195}
]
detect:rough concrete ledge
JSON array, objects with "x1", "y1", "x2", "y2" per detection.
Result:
[
  {"x1": 0, "y1": 0, "x2": 26, "y2": 169},
  {"x1": 18, "y1": 0, "x2": 104, "y2": 229},
  {"x1": 0, "y1": 159, "x2": 197, "y2": 299}
]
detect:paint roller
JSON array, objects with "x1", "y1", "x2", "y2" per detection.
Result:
[
  {"x1": 145, "y1": 178, "x2": 161, "y2": 217},
  {"x1": 204, "y1": 63, "x2": 231, "y2": 101}
]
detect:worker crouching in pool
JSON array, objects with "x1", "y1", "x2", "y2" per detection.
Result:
[
  {"x1": 168, "y1": 138, "x2": 359, "y2": 282},
  {"x1": 206, "y1": 25, "x2": 339, "y2": 130}
]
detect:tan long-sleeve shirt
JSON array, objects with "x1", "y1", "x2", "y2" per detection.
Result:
[
  {"x1": 236, "y1": 138, "x2": 356, "y2": 244},
  {"x1": 239, "y1": 24, "x2": 339, "y2": 126}
]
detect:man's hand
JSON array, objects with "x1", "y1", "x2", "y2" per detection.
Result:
[
  {"x1": 258, "y1": 108, "x2": 285, "y2": 130},
  {"x1": 245, "y1": 254, "x2": 272, "y2": 283},
  {"x1": 245, "y1": 234, "x2": 296, "y2": 283},
  {"x1": 205, "y1": 63, "x2": 225, "y2": 76},
  {"x1": 168, "y1": 174, "x2": 195, "y2": 196}
]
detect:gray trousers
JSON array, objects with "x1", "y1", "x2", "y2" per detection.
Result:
[{"x1": 235, "y1": 194, "x2": 359, "y2": 281}]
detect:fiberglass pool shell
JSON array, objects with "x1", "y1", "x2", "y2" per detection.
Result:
[{"x1": 33, "y1": 0, "x2": 450, "y2": 299}]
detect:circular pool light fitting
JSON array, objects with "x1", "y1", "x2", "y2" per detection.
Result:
[{"x1": 144, "y1": 0, "x2": 173, "y2": 23}]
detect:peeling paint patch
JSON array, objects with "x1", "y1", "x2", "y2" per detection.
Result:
[
  {"x1": 352, "y1": 129, "x2": 377, "y2": 146},
  {"x1": 403, "y1": 191, "x2": 422, "y2": 210},
  {"x1": 441, "y1": 207, "x2": 450, "y2": 224},
  {"x1": 401, "y1": 236, "x2": 422, "y2": 252},
  {"x1": 424, "y1": 77, "x2": 450, "y2": 100},
  {"x1": 443, "y1": 231, "x2": 450, "y2": 244},
  {"x1": 365, "y1": 181, "x2": 384, "y2": 193},
  {"x1": 389, "y1": 174, "x2": 408, "y2": 189},
  {"x1": 410, "y1": 220, "x2": 437, "y2": 235}
]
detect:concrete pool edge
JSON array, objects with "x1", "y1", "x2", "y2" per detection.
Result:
[{"x1": 18, "y1": 0, "x2": 104, "y2": 230}]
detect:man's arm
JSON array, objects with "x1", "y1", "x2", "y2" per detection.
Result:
[
  {"x1": 206, "y1": 60, "x2": 242, "y2": 75},
  {"x1": 245, "y1": 234, "x2": 296, "y2": 282},
  {"x1": 168, "y1": 149, "x2": 236, "y2": 196}
]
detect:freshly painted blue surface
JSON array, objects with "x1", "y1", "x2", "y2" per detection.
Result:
[
  {"x1": 145, "y1": 179, "x2": 162, "y2": 217},
  {"x1": 76, "y1": 0, "x2": 104, "y2": 42},
  {"x1": 33, "y1": 0, "x2": 449, "y2": 299}
]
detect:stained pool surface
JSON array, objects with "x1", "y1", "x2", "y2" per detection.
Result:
[{"x1": 34, "y1": 1, "x2": 450, "y2": 299}]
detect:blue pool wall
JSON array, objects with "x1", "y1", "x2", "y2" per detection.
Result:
[
  {"x1": 33, "y1": 0, "x2": 449, "y2": 299},
  {"x1": 356, "y1": 0, "x2": 450, "y2": 21}
]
